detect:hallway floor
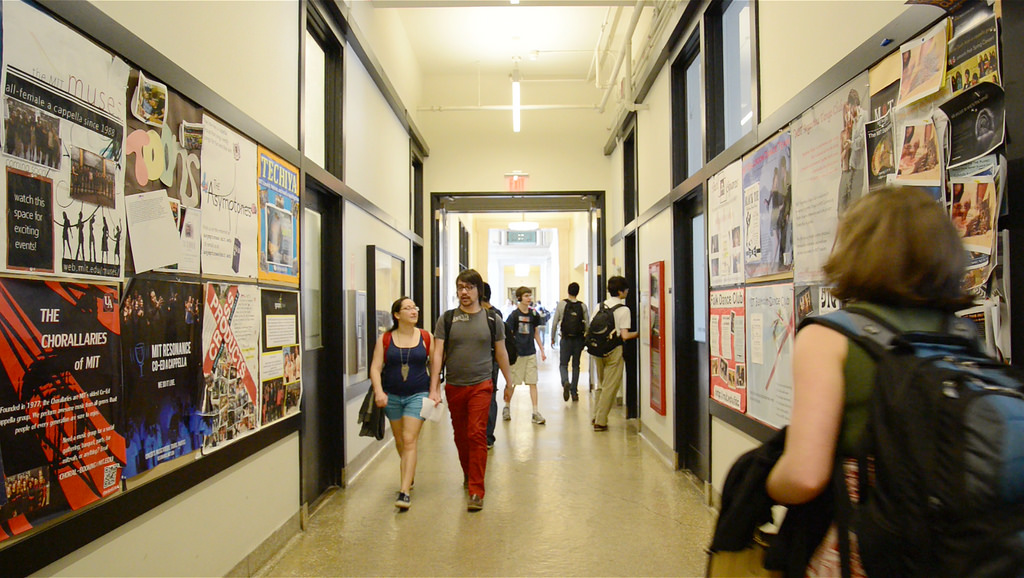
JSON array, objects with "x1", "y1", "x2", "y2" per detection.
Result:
[{"x1": 259, "y1": 350, "x2": 715, "y2": 577}]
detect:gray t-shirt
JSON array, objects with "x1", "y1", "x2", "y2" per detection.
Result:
[{"x1": 434, "y1": 308, "x2": 502, "y2": 386}]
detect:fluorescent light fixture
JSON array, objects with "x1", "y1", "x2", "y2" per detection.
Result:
[
  {"x1": 514, "y1": 264, "x2": 530, "y2": 277},
  {"x1": 508, "y1": 220, "x2": 538, "y2": 231},
  {"x1": 512, "y1": 69, "x2": 521, "y2": 133}
]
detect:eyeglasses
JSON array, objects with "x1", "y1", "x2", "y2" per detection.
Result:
[
  {"x1": 401, "y1": 305, "x2": 420, "y2": 312},
  {"x1": 456, "y1": 284, "x2": 476, "y2": 293}
]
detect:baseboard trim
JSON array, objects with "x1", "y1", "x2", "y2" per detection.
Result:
[{"x1": 227, "y1": 510, "x2": 302, "y2": 577}]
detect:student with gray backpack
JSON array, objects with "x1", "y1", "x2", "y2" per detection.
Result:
[
  {"x1": 589, "y1": 276, "x2": 637, "y2": 431},
  {"x1": 551, "y1": 282, "x2": 589, "y2": 402}
]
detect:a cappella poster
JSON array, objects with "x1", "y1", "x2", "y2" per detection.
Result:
[
  {"x1": 0, "y1": 278, "x2": 123, "y2": 540},
  {"x1": 1, "y1": 0, "x2": 130, "y2": 280},
  {"x1": 200, "y1": 283, "x2": 260, "y2": 453},
  {"x1": 259, "y1": 289, "x2": 301, "y2": 426},
  {"x1": 120, "y1": 279, "x2": 203, "y2": 478},
  {"x1": 200, "y1": 115, "x2": 258, "y2": 280}
]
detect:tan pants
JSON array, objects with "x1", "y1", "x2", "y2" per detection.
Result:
[{"x1": 592, "y1": 346, "x2": 623, "y2": 426}]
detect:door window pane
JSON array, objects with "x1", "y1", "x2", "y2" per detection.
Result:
[
  {"x1": 304, "y1": 29, "x2": 326, "y2": 167},
  {"x1": 692, "y1": 214, "x2": 706, "y2": 342},
  {"x1": 722, "y1": 0, "x2": 752, "y2": 149},
  {"x1": 302, "y1": 207, "x2": 323, "y2": 349},
  {"x1": 685, "y1": 56, "x2": 702, "y2": 177}
]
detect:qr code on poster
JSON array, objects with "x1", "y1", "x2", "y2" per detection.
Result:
[{"x1": 103, "y1": 464, "x2": 118, "y2": 489}]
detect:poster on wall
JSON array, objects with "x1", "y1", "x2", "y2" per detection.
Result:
[
  {"x1": 791, "y1": 73, "x2": 870, "y2": 285},
  {"x1": 742, "y1": 131, "x2": 792, "y2": 279},
  {"x1": 897, "y1": 22, "x2": 947, "y2": 108},
  {"x1": 710, "y1": 288, "x2": 746, "y2": 413},
  {"x1": 938, "y1": 81, "x2": 1004, "y2": 169},
  {"x1": 124, "y1": 68, "x2": 203, "y2": 274},
  {"x1": 200, "y1": 283, "x2": 260, "y2": 453},
  {"x1": 795, "y1": 284, "x2": 841, "y2": 326},
  {"x1": 259, "y1": 289, "x2": 301, "y2": 426},
  {"x1": 648, "y1": 262, "x2": 665, "y2": 416},
  {"x1": 945, "y1": 15, "x2": 999, "y2": 96},
  {"x1": 708, "y1": 160, "x2": 743, "y2": 288},
  {"x1": 1, "y1": 0, "x2": 130, "y2": 279},
  {"x1": 120, "y1": 279, "x2": 203, "y2": 478},
  {"x1": 0, "y1": 279, "x2": 123, "y2": 539},
  {"x1": 200, "y1": 114, "x2": 258, "y2": 279},
  {"x1": 257, "y1": 147, "x2": 299, "y2": 285},
  {"x1": 745, "y1": 282, "x2": 794, "y2": 429}
]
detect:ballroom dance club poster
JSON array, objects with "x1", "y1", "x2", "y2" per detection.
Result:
[{"x1": 0, "y1": 279, "x2": 123, "y2": 539}]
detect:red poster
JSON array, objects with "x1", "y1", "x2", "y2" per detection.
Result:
[
  {"x1": 649, "y1": 261, "x2": 666, "y2": 416},
  {"x1": 710, "y1": 288, "x2": 746, "y2": 413}
]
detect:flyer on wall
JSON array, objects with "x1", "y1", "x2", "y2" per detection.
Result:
[
  {"x1": 744, "y1": 282, "x2": 794, "y2": 429},
  {"x1": 707, "y1": 160, "x2": 743, "y2": 288},
  {"x1": 865, "y1": 112, "x2": 896, "y2": 191},
  {"x1": 259, "y1": 289, "x2": 301, "y2": 426},
  {"x1": 945, "y1": 15, "x2": 999, "y2": 97},
  {"x1": 257, "y1": 147, "x2": 300, "y2": 285},
  {"x1": 120, "y1": 279, "x2": 204, "y2": 478},
  {"x1": 938, "y1": 81, "x2": 1004, "y2": 169},
  {"x1": 124, "y1": 67, "x2": 204, "y2": 274},
  {"x1": 742, "y1": 131, "x2": 792, "y2": 279},
  {"x1": 795, "y1": 284, "x2": 841, "y2": 326},
  {"x1": 710, "y1": 288, "x2": 746, "y2": 413},
  {"x1": 791, "y1": 73, "x2": 869, "y2": 285},
  {"x1": 648, "y1": 262, "x2": 665, "y2": 416},
  {"x1": 1, "y1": 0, "x2": 130, "y2": 280},
  {"x1": 897, "y1": 22, "x2": 947, "y2": 108},
  {"x1": 200, "y1": 283, "x2": 260, "y2": 453},
  {"x1": 0, "y1": 279, "x2": 123, "y2": 539},
  {"x1": 200, "y1": 114, "x2": 258, "y2": 279}
]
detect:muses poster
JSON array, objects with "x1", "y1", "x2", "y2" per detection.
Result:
[
  {"x1": 1, "y1": 0, "x2": 130, "y2": 279},
  {"x1": 0, "y1": 279, "x2": 123, "y2": 539},
  {"x1": 201, "y1": 283, "x2": 260, "y2": 452},
  {"x1": 120, "y1": 279, "x2": 203, "y2": 478},
  {"x1": 260, "y1": 289, "x2": 301, "y2": 426}
]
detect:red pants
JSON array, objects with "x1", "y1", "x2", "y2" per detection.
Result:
[{"x1": 446, "y1": 380, "x2": 492, "y2": 497}]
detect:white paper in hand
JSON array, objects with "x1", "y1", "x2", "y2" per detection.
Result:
[{"x1": 419, "y1": 398, "x2": 445, "y2": 422}]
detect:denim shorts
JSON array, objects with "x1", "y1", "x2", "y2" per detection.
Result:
[{"x1": 384, "y1": 391, "x2": 428, "y2": 421}]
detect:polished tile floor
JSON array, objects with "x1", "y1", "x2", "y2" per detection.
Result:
[{"x1": 260, "y1": 351, "x2": 715, "y2": 577}]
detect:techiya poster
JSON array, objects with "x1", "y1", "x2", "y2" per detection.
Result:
[
  {"x1": 1, "y1": 0, "x2": 130, "y2": 279},
  {"x1": 791, "y1": 73, "x2": 869, "y2": 285},
  {"x1": 710, "y1": 288, "x2": 746, "y2": 413},
  {"x1": 744, "y1": 282, "x2": 794, "y2": 429},
  {"x1": 742, "y1": 131, "x2": 792, "y2": 279},
  {"x1": 120, "y1": 279, "x2": 203, "y2": 478},
  {"x1": 707, "y1": 160, "x2": 743, "y2": 288},
  {"x1": 0, "y1": 279, "x2": 123, "y2": 540},
  {"x1": 257, "y1": 148, "x2": 299, "y2": 285},
  {"x1": 124, "y1": 68, "x2": 203, "y2": 274},
  {"x1": 259, "y1": 289, "x2": 301, "y2": 426},
  {"x1": 201, "y1": 283, "x2": 260, "y2": 452},
  {"x1": 200, "y1": 114, "x2": 258, "y2": 280}
]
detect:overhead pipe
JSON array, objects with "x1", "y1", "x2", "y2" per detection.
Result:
[{"x1": 598, "y1": 0, "x2": 647, "y2": 114}]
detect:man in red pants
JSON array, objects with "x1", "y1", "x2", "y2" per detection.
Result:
[{"x1": 430, "y1": 269, "x2": 513, "y2": 511}]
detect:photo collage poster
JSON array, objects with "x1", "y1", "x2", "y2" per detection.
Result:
[
  {"x1": 200, "y1": 114, "x2": 258, "y2": 280},
  {"x1": 0, "y1": 278, "x2": 123, "y2": 540},
  {"x1": 257, "y1": 147, "x2": 299, "y2": 285},
  {"x1": 742, "y1": 131, "x2": 792, "y2": 279},
  {"x1": 707, "y1": 160, "x2": 743, "y2": 288},
  {"x1": 120, "y1": 279, "x2": 203, "y2": 478},
  {"x1": 124, "y1": 68, "x2": 204, "y2": 275},
  {"x1": 1, "y1": 0, "x2": 129, "y2": 279},
  {"x1": 744, "y1": 282, "x2": 794, "y2": 429},
  {"x1": 791, "y1": 73, "x2": 870, "y2": 285},
  {"x1": 710, "y1": 288, "x2": 746, "y2": 413},
  {"x1": 259, "y1": 289, "x2": 301, "y2": 426},
  {"x1": 200, "y1": 283, "x2": 260, "y2": 453}
]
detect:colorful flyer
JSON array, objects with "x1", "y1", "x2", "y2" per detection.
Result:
[
  {"x1": 742, "y1": 131, "x2": 792, "y2": 279},
  {"x1": 708, "y1": 160, "x2": 743, "y2": 288},
  {"x1": 257, "y1": 147, "x2": 300, "y2": 285},
  {"x1": 710, "y1": 288, "x2": 746, "y2": 413},
  {"x1": 745, "y1": 282, "x2": 794, "y2": 429},
  {"x1": 259, "y1": 288, "x2": 301, "y2": 426}
]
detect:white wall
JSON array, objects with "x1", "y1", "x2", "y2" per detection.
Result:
[
  {"x1": 636, "y1": 65, "x2": 673, "y2": 215},
  {"x1": 758, "y1": 0, "x2": 909, "y2": 119},
  {"x1": 344, "y1": 46, "x2": 412, "y2": 229},
  {"x1": 92, "y1": 0, "x2": 299, "y2": 149},
  {"x1": 38, "y1": 435, "x2": 299, "y2": 577},
  {"x1": 637, "y1": 210, "x2": 674, "y2": 450}
]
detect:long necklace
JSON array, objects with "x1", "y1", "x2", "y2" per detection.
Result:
[{"x1": 397, "y1": 332, "x2": 412, "y2": 381}]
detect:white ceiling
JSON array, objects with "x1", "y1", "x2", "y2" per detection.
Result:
[{"x1": 373, "y1": 1, "x2": 640, "y2": 80}]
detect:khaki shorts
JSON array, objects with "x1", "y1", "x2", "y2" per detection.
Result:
[{"x1": 509, "y1": 354, "x2": 538, "y2": 385}]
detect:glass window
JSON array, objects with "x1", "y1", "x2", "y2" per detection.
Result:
[
  {"x1": 671, "y1": 32, "x2": 701, "y2": 187},
  {"x1": 685, "y1": 56, "x2": 702, "y2": 178},
  {"x1": 722, "y1": 0, "x2": 752, "y2": 149},
  {"x1": 304, "y1": 28, "x2": 326, "y2": 167}
]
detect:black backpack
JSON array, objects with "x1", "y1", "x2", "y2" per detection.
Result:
[
  {"x1": 560, "y1": 299, "x2": 586, "y2": 337},
  {"x1": 585, "y1": 303, "x2": 625, "y2": 357},
  {"x1": 503, "y1": 311, "x2": 520, "y2": 365},
  {"x1": 806, "y1": 308, "x2": 1024, "y2": 578}
]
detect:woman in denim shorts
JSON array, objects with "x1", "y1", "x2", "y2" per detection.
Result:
[{"x1": 370, "y1": 297, "x2": 432, "y2": 510}]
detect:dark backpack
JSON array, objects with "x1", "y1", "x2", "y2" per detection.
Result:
[
  {"x1": 560, "y1": 299, "x2": 586, "y2": 337},
  {"x1": 585, "y1": 303, "x2": 625, "y2": 357},
  {"x1": 503, "y1": 311, "x2": 520, "y2": 365},
  {"x1": 806, "y1": 308, "x2": 1024, "y2": 578}
]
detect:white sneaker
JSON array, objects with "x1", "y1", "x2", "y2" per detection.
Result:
[{"x1": 531, "y1": 412, "x2": 546, "y2": 425}]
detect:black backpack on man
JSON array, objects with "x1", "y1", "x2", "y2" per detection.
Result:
[
  {"x1": 805, "y1": 308, "x2": 1024, "y2": 577},
  {"x1": 584, "y1": 303, "x2": 625, "y2": 358},
  {"x1": 560, "y1": 299, "x2": 586, "y2": 337}
]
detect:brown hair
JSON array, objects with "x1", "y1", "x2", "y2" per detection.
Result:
[
  {"x1": 824, "y1": 186, "x2": 971, "y2": 311},
  {"x1": 515, "y1": 286, "x2": 532, "y2": 301}
]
